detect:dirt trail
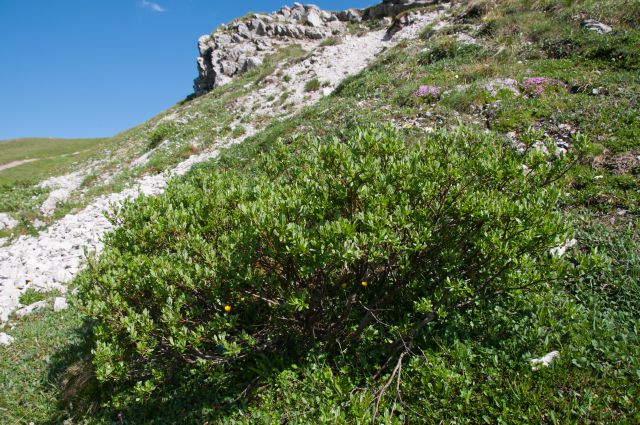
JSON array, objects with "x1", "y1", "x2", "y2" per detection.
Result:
[{"x1": 0, "y1": 159, "x2": 38, "y2": 172}]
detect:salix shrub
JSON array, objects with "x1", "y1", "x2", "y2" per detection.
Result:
[{"x1": 78, "y1": 126, "x2": 572, "y2": 399}]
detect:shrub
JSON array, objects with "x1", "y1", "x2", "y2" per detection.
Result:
[
  {"x1": 417, "y1": 37, "x2": 484, "y2": 65},
  {"x1": 147, "y1": 122, "x2": 176, "y2": 150},
  {"x1": 78, "y1": 126, "x2": 573, "y2": 405}
]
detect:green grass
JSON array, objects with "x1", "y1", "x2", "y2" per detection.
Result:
[
  {"x1": 0, "y1": 304, "x2": 85, "y2": 424},
  {"x1": 0, "y1": 137, "x2": 107, "y2": 204},
  {"x1": 18, "y1": 288, "x2": 61, "y2": 306},
  {"x1": 304, "y1": 78, "x2": 321, "y2": 92}
]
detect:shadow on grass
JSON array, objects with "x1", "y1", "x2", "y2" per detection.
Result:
[{"x1": 42, "y1": 321, "x2": 301, "y2": 424}]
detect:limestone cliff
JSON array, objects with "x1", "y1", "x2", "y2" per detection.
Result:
[{"x1": 193, "y1": 1, "x2": 439, "y2": 95}]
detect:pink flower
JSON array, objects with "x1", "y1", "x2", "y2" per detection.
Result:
[
  {"x1": 413, "y1": 85, "x2": 441, "y2": 99},
  {"x1": 522, "y1": 77, "x2": 566, "y2": 96}
]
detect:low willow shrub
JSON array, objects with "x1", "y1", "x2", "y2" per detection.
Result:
[{"x1": 78, "y1": 126, "x2": 573, "y2": 403}]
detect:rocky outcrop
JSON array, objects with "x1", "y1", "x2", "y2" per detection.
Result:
[
  {"x1": 193, "y1": 1, "x2": 445, "y2": 95},
  {"x1": 193, "y1": 3, "x2": 347, "y2": 95},
  {"x1": 362, "y1": 0, "x2": 441, "y2": 20}
]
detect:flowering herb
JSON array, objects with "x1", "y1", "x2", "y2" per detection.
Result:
[
  {"x1": 413, "y1": 85, "x2": 441, "y2": 99},
  {"x1": 522, "y1": 77, "x2": 566, "y2": 97}
]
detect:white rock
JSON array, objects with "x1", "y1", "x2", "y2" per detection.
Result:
[
  {"x1": 305, "y1": 10, "x2": 323, "y2": 27},
  {"x1": 531, "y1": 350, "x2": 560, "y2": 371},
  {"x1": 53, "y1": 297, "x2": 68, "y2": 312},
  {"x1": 15, "y1": 300, "x2": 48, "y2": 318},
  {"x1": 38, "y1": 171, "x2": 85, "y2": 216},
  {"x1": 0, "y1": 332, "x2": 14, "y2": 346},
  {"x1": 0, "y1": 285, "x2": 20, "y2": 323},
  {"x1": 0, "y1": 213, "x2": 18, "y2": 230},
  {"x1": 581, "y1": 19, "x2": 612, "y2": 34}
]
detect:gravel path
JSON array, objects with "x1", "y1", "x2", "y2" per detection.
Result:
[
  {"x1": 0, "y1": 159, "x2": 38, "y2": 172},
  {"x1": 0, "y1": 11, "x2": 445, "y2": 324}
]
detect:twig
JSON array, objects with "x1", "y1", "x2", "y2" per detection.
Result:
[{"x1": 373, "y1": 351, "x2": 406, "y2": 423}]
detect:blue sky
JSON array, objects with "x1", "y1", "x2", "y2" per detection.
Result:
[{"x1": 0, "y1": 0, "x2": 374, "y2": 140}]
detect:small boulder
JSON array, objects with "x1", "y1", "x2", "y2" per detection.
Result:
[
  {"x1": 236, "y1": 23, "x2": 251, "y2": 38},
  {"x1": 305, "y1": 27, "x2": 324, "y2": 40},
  {"x1": 15, "y1": 300, "x2": 48, "y2": 318},
  {"x1": 0, "y1": 285, "x2": 20, "y2": 323},
  {"x1": 581, "y1": 19, "x2": 612, "y2": 34},
  {"x1": 254, "y1": 20, "x2": 267, "y2": 36},
  {"x1": 0, "y1": 332, "x2": 14, "y2": 347},
  {"x1": 243, "y1": 56, "x2": 263, "y2": 71},
  {"x1": 279, "y1": 6, "x2": 291, "y2": 18},
  {"x1": 305, "y1": 10, "x2": 324, "y2": 27},
  {"x1": 53, "y1": 297, "x2": 68, "y2": 312},
  {"x1": 531, "y1": 350, "x2": 560, "y2": 371}
]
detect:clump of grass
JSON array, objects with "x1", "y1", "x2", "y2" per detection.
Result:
[
  {"x1": 277, "y1": 91, "x2": 290, "y2": 106},
  {"x1": 147, "y1": 122, "x2": 176, "y2": 150},
  {"x1": 232, "y1": 126, "x2": 246, "y2": 138},
  {"x1": 319, "y1": 36, "x2": 342, "y2": 47},
  {"x1": 19, "y1": 288, "x2": 60, "y2": 306},
  {"x1": 305, "y1": 78, "x2": 322, "y2": 92}
]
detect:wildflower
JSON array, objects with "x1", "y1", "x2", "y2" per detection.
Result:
[
  {"x1": 413, "y1": 85, "x2": 441, "y2": 99},
  {"x1": 341, "y1": 283, "x2": 347, "y2": 289},
  {"x1": 522, "y1": 77, "x2": 566, "y2": 97},
  {"x1": 224, "y1": 305, "x2": 231, "y2": 312},
  {"x1": 361, "y1": 281, "x2": 368, "y2": 287}
]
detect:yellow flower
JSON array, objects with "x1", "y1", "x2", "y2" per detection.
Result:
[
  {"x1": 361, "y1": 281, "x2": 368, "y2": 287},
  {"x1": 224, "y1": 305, "x2": 231, "y2": 312},
  {"x1": 341, "y1": 283, "x2": 347, "y2": 289},
  {"x1": 240, "y1": 297, "x2": 246, "y2": 302}
]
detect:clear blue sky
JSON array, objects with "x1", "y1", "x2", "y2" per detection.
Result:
[{"x1": 0, "y1": 0, "x2": 374, "y2": 140}]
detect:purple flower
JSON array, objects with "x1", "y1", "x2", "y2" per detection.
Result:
[
  {"x1": 413, "y1": 85, "x2": 441, "y2": 99},
  {"x1": 522, "y1": 77, "x2": 566, "y2": 96}
]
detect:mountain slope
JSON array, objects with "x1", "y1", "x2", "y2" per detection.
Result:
[
  {"x1": 0, "y1": 0, "x2": 639, "y2": 423},
  {"x1": 0, "y1": 3, "x2": 446, "y2": 327}
]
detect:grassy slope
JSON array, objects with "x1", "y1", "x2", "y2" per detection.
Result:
[
  {"x1": 0, "y1": 0, "x2": 639, "y2": 422},
  {"x1": 0, "y1": 44, "x2": 309, "y2": 238},
  {"x1": 0, "y1": 138, "x2": 107, "y2": 236}
]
